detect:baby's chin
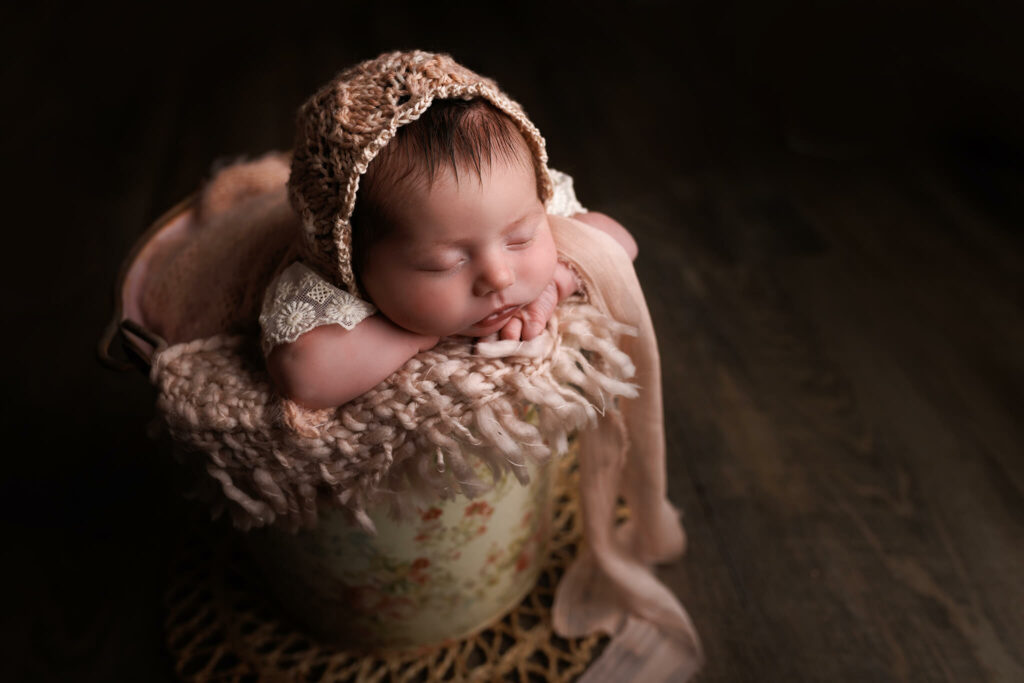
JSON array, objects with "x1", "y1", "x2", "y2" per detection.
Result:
[
  {"x1": 387, "y1": 311, "x2": 508, "y2": 339},
  {"x1": 410, "y1": 321, "x2": 503, "y2": 340}
]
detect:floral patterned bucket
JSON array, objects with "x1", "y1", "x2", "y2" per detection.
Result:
[{"x1": 244, "y1": 457, "x2": 554, "y2": 649}]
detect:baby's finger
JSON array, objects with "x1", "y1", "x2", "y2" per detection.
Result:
[
  {"x1": 521, "y1": 313, "x2": 546, "y2": 341},
  {"x1": 500, "y1": 316, "x2": 523, "y2": 341},
  {"x1": 521, "y1": 283, "x2": 558, "y2": 340}
]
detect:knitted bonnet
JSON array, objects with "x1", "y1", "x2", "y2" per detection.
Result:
[{"x1": 288, "y1": 50, "x2": 555, "y2": 295}]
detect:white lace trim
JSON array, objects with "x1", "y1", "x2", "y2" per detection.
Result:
[
  {"x1": 547, "y1": 168, "x2": 587, "y2": 217},
  {"x1": 259, "y1": 262, "x2": 376, "y2": 355}
]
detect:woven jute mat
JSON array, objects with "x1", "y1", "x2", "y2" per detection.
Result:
[{"x1": 164, "y1": 451, "x2": 607, "y2": 681}]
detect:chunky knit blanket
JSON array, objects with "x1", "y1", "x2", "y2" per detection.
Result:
[{"x1": 151, "y1": 298, "x2": 638, "y2": 533}]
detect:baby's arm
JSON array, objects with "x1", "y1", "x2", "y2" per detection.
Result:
[
  {"x1": 268, "y1": 315, "x2": 438, "y2": 409},
  {"x1": 501, "y1": 211, "x2": 637, "y2": 341},
  {"x1": 571, "y1": 211, "x2": 638, "y2": 261}
]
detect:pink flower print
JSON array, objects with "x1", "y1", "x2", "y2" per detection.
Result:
[
  {"x1": 421, "y1": 507, "x2": 443, "y2": 521},
  {"x1": 382, "y1": 596, "x2": 417, "y2": 620},
  {"x1": 516, "y1": 551, "x2": 532, "y2": 572},
  {"x1": 410, "y1": 557, "x2": 431, "y2": 585},
  {"x1": 464, "y1": 501, "x2": 494, "y2": 517}
]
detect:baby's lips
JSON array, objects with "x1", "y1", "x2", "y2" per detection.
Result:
[{"x1": 475, "y1": 304, "x2": 522, "y2": 328}]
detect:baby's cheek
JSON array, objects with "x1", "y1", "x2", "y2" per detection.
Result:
[
  {"x1": 402, "y1": 288, "x2": 439, "y2": 317},
  {"x1": 405, "y1": 283, "x2": 466, "y2": 333},
  {"x1": 524, "y1": 243, "x2": 558, "y2": 294}
]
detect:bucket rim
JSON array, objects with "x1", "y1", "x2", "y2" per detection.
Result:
[{"x1": 97, "y1": 194, "x2": 195, "y2": 372}]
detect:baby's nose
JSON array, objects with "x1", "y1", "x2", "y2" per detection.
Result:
[{"x1": 474, "y1": 253, "x2": 515, "y2": 296}]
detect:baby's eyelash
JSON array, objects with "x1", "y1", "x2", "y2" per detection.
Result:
[
  {"x1": 507, "y1": 233, "x2": 535, "y2": 247},
  {"x1": 421, "y1": 258, "x2": 465, "y2": 273}
]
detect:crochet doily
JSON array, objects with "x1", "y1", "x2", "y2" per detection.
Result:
[{"x1": 165, "y1": 445, "x2": 611, "y2": 682}]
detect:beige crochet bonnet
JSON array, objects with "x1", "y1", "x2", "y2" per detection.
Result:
[{"x1": 288, "y1": 50, "x2": 555, "y2": 296}]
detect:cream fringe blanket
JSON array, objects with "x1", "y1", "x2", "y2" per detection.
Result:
[
  {"x1": 151, "y1": 297, "x2": 635, "y2": 532},
  {"x1": 149, "y1": 216, "x2": 702, "y2": 681}
]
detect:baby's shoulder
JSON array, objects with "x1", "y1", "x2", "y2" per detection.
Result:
[{"x1": 259, "y1": 262, "x2": 375, "y2": 356}]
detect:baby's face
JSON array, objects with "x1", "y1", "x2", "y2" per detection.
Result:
[{"x1": 360, "y1": 158, "x2": 557, "y2": 338}]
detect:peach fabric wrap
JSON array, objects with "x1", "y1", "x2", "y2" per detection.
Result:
[{"x1": 551, "y1": 215, "x2": 703, "y2": 681}]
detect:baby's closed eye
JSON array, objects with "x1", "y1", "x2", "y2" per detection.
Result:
[
  {"x1": 416, "y1": 249, "x2": 467, "y2": 272},
  {"x1": 505, "y1": 228, "x2": 536, "y2": 248},
  {"x1": 419, "y1": 260, "x2": 465, "y2": 273}
]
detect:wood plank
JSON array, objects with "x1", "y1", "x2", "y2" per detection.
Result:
[{"x1": 634, "y1": 159, "x2": 1023, "y2": 681}]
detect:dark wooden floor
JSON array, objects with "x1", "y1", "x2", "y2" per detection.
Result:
[{"x1": 3, "y1": 2, "x2": 1022, "y2": 681}]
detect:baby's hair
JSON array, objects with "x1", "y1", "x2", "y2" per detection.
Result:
[{"x1": 351, "y1": 98, "x2": 534, "y2": 284}]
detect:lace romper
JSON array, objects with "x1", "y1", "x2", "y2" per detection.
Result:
[{"x1": 259, "y1": 169, "x2": 587, "y2": 355}]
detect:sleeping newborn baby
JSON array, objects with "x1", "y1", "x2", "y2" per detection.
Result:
[{"x1": 262, "y1": 76, "x2": 635, "y2": 409}]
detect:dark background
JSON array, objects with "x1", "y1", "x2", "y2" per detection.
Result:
[{"x1": 2, "y1": 1, "x2": 1022, "y2": 680}]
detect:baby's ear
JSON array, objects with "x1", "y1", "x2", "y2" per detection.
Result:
[{"x1": 196, "y1": 152, "x2": 291, "y2": 221}]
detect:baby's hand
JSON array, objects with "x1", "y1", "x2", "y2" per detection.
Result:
[{"x1": 499, "y1": 262, "x2": 578, "y2": 341}]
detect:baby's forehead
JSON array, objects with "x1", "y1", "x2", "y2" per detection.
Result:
[
  {"x1": 389, "y1": 205, "x2": 544, "y2": 255},
  {"x1": 385, "y1": 156, "x2": 538, "y2": 215}
]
